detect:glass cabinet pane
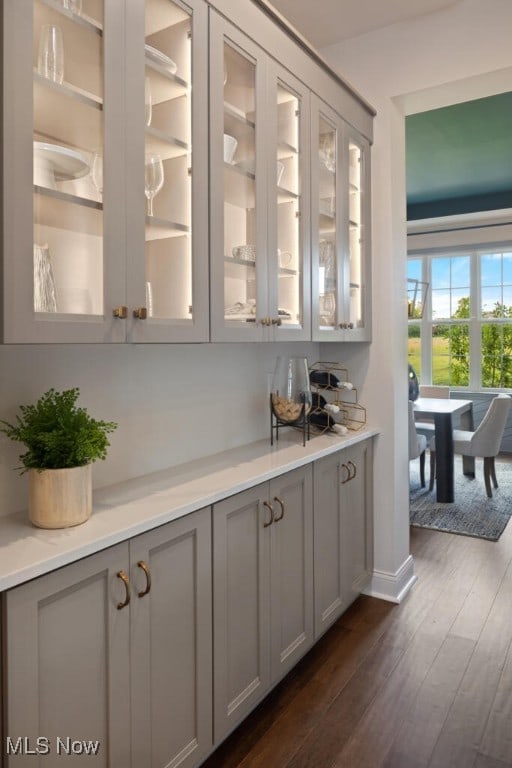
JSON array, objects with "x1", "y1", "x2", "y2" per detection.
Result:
[
  {"x1": 276, "y1": 82, "x2": 301, "y2": 328},
  {"x1": 33, "y1": 0, "x2": 104, "y2": 316},
  {"x1": 348, "y1": 139, "x2": 363, "y2": 329},
  {"x1": 144, "y1": 0, "x2": 192, "y2": 322},
  {"x1": 222, "y1": 42, "x2": 257, "y2": 324},
  {"x1": 317, "y1": 115, "x2": 337, "y2": 330}
]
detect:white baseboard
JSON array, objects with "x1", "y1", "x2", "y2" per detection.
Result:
[{"x1": 362, "y1": 555, "x2": 417, "y2": 603}]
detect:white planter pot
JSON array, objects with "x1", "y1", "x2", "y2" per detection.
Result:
[{"x1": 28, "y1": 464, "x2": 92, "y2": 529}]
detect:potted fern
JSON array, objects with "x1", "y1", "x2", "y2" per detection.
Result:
[{"x1": 1, "y1": 388, "x2": 117, "y2": 528}]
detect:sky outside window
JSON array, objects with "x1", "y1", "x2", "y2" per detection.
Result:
[{"x1": 431, "y1": 255, "x2": 470, "y2": 319}]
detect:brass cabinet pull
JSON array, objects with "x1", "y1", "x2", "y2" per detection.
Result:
[
  {"x1": 263, "y1": 500, "x2": 274, "y2": 527},
  {"x1": 116, "y1": 570, "x2": 131, "y2": 610},
  {"x1": 340, "y1": 463, "x2": 350, "y2": 484},
  {"x1": 137, "y1": 560, "x2": 152, "y2": 598},
  {"x1": 133, "y1": 307, "x2": 147, "y2": 319},
  {"x1": 271, "y1": 317, "x2": 282, "y2": 326},
  {"x1": 347, "y1": 460, "x2": 357, "y2": 480},
  {"x1": 273, "y1": 496, "x2": 285, "y2": 522},
  {"x1": 113, "y1": 306, "x2": 128, "y2": 319}
]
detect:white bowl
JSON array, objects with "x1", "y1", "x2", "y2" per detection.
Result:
[{"x1": 223, "y1": 134, "x2": 238, "y2": 164}]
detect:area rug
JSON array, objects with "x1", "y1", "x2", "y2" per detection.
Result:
[{"x1": 409, "y1": 456, "x2": 512, "y2": 541}]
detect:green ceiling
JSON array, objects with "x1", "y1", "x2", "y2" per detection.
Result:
[{"x1": 406, "y1": 92, "x2": 512, "y2": 220}]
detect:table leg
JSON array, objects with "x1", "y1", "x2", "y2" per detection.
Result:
[
  {"x1": 460, "y1": 404, "x2": 475, "y2": 477},
  {"x1": 434, "y1": 412, "x2": 454, "y2": 503}
]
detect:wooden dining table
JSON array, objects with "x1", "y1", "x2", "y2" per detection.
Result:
[{"x1": 413, "y1": 398, "x2": 475, "y2": 503}]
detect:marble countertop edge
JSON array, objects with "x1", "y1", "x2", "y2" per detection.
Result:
[{"x1": 0, "y1": 427, "x2": 379, "y2": 591}]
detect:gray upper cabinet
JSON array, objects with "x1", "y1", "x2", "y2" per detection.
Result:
[
  {"x1": 209, "y1": 12, "x2": 311, "y2": 342},
  {"x1": 311, "y1": 95, "x2": 372, "y2": 342},
  {"x1": 3, "y1": 508, "x2": 212, "y2": 768},
  {"x1": 2, "y1": 0, "x2": 209, "y2": 343},
  {"x1": 2, "y1": 0, "x2": 372, "y2": 344}
]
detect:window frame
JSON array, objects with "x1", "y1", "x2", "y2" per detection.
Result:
[{"x1": 408, "y1": 247, "x2": 512, "y2": 392}]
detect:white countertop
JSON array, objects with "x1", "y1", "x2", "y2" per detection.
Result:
[{"x1": 0, "y1": 428, "x2": 378, "y2": 591}]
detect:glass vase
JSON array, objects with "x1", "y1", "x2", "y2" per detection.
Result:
[{"x1": 271, "y1": 356, "x2": 312, "y2": 424}]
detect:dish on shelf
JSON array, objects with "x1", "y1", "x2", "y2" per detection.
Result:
[
  {"x1": 223, "y1": 134, "x2": 238, "y2": 164},
  {"x1": 33, "y1": 141, "x2": 90, "y2": 189},
  {"x1": 232, "y1": 244, "x2": 256, "y2": 262},
  {"x1": 145, "y1": 44, "x2": 177, "y2": 75}
]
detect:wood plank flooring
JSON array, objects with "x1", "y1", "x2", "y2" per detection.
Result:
[{"x1": 202, "y1": 493, "x2": 512, "y2": 768}]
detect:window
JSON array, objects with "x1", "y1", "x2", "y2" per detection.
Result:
[{"x1": 408, "y1": 249, "x2": 512, "y2": 390}]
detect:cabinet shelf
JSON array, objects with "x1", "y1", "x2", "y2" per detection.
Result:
[
  {"x1": 224, "y1": 258, "x2": 256, "y2": 283},
  {"x1": 145, "y1": 59, "x2": 188, "y2": 102},
  {"x1": 145, "y1": 0, "x2": 189, "y2": 35},
  {"x1": 277, "y1": 185, "x2": 298, "y2": 204},
  {"x1": 224, "y1": 164, "x2": 255, "y2": 209},
  {"x1": 224, "y1": 102, "x2": 255, "y2": 131},
  {"x1": 34, "y1": 73, "x2": 102, "y2": 152},
  {"x1": 145, "y1": 215, "x2": 189, "y2": 240},
  {"x1": 277, "y1": 141, "x2": 298, "y2": 160},
  {"x1": 40, "y1": 0, "x2": 103, "y2": 35},
  {"x1": 145, "y1": 126, "x2": 188, "y2": 160},
  {"x1": 34, "y1": 186, "x2": 102, "y2": 235}
]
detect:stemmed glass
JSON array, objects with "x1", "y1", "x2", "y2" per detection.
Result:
[{"x1": 145, "y1": 153, "x2": 164, "y2": 216}]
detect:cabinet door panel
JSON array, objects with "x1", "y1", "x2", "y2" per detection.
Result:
[
  {"x1": 313, "y1": 441, "x2": 373, "y2": 639},
  {"x1": 210, "y1": 13, "x2": 268, "y2": 341},
  {"x1": 126, "y1": 0, "x2": 210, "y2": 343},
  {"x1": 213, "y1": 483, "x2": 271, "y2": 741},
  {"x1": 269, "y1": 465, "x2": 313, "y2": 680},
  {"x1": 267, "y1": 62, "x2": 311, "y2": 341},
  {"x1": 130, "y1": 508, "x2": 212, "y2": 768},
  {"x1": 313, "y1": 452, "x2": 344, "y2": 637},
  {"x1": 4, "y1": 543, "x2": 131, "y2": 767},
  {"x1": 311, "y1": 94, "x2": 372, "y2": 342},
  {"x1": 341, "y1": 441, "x2": 373, "y2": 603},
  {"x1": 3, "y1": 0, "x2": 126, "y2": 342}
]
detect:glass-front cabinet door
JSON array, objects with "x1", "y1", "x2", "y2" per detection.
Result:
[
  {"x1": 125, "y1": 0, "x2": 208, "y2": 342},
  {"x1": 2, "y1": 0, "x2": 208, "y2": 343},
  {"x1": 3, "y1": 0, "x2": 125, "y2": 342},
  {"x1": 311, "y1": 95, "x2": 371, "y2": 342},
  {"x1": 209, "y1": 13, "x2": 310, "y2": 342}
]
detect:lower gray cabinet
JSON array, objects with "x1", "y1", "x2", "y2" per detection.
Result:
[
  {"x1": 212, "y1": 465, "x2": 314, "y2": 742},
  {"x1": 2, "y1": 508, "x2": 212, "y2": 768},
  {"x1": 313, "y1": 439, "x2": 373, "y2": 638}
]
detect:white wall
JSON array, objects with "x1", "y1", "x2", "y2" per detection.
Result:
[
  {"x1": 321, "y1": 0, "x2": 512, "y2": 600},
  {"x1": 0, "y1": 341, "x2": 319, "y2": 516}
]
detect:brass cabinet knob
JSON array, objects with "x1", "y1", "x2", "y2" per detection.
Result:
[
  {"x1": 116, "y1": 570, "x2": 131, "y2": 609},
  {"x1": 271, "y1": 317, "x2": 282, "y2": 326},
  {"x1": 113, "y1": 306, "x2": 128, "y2": 319},
  {"x1": 133, "y1": 307, "x2": 147, "y2": 319}
]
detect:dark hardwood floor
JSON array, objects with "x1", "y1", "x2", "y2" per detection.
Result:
[{"x1": 203, "y1": 488, "x2": 512, "y2": 768}]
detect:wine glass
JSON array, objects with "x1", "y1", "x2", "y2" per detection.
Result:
[
  {"x1": 91, "y1": 152, "x2": 103, "y2": 197},
  {"x1": 145, "y1": 154, "x2": 164, "y2": 216}
]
